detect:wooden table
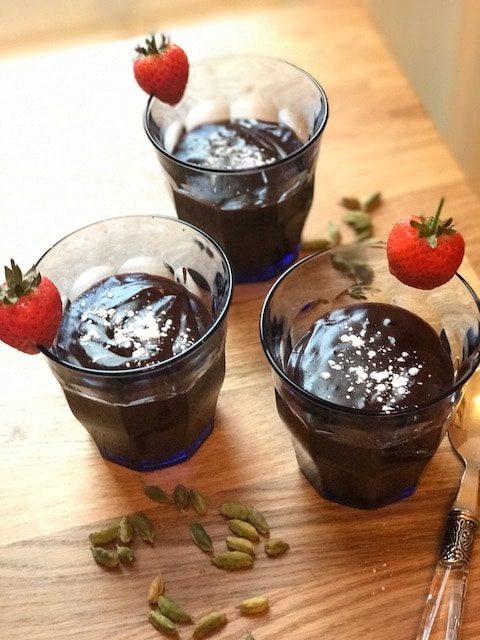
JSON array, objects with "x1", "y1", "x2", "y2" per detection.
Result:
[{"x1": 1, "y1": 1, "x2": 479, "y2": 638}]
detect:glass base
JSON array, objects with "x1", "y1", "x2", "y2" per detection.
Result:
[
  {"x1": 98, "y1": 421, "x2": 214, "y2": 471},
  {"x1": 235, "y1": 246, "x2": 300, "y2": 283}
]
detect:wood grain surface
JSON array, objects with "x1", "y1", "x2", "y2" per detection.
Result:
[{"x1": 1, "y1": 1, "x2": 480, "y2": 639}]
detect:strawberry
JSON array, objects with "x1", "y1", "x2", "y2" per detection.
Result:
[
  {"x1": 0, "y1": 260, "x2": 62, "y2": 354},
  {"x1": 386, "y1": 198, "x2": 465, "y2": 290},
  {"x1": 133, "y1": 33, "x2": 189, "y2": 106}
]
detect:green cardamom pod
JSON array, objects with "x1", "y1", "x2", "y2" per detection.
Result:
[
  {"x1": 301, "y1": 238, "x2": 332, "y2": 253},
  {"x1": 147, "y1": 573, "x2": 165, "y2": 604},
  {"x1": 88, "y1": 525, "x2": 119, "y2": 546},
  {"x1": 116, "y1": 544, "x2": 134, "y2": 563},
  {"x1": 192, "y1": 611, "x2": 227, "y2": 639},
  {"x1": 173, "y1": 484, "x2": 191, "y2": 510},
  {"x1": 362, "y1": 191, "x2": 382, "y2": 212},
  {"x1": 339, "y1": 196, "x2": 361, "y2": 210},
  {"x1": 118, "y1": 515, "x2": 133, "y2": 544},
  {"x1": 247, "y1": 507, "x2": 270, "y2": 536},
  {"x1": 226, "y1": 536, "x2": 255, "y2": 556},
  {"x1": 244, "y1": 634, "x2": 256, "y2": 640},
  {"x1": 90, "y1": 546, "x2": 119, "y2": 568},
  {"x1": 212, "y1": 551, "x2": 254, "y2": 570},
  {"x1": 343, "y1": 209, "x2": 372, "y2": 230},
  {"x1": 219, "y1": 501, "x2": 250, "y2": 521},
  {"x1": 158, "y1": 595, "x2": 193, "y2": 624},
  {"x1": 190, "y1": 489, "x2": 208, "y2": 515},
  {"x1": 144, "y1": 484, "x2": 169, "y2": 504},
  {"x1": 238, "y1": 595, "x2": 269, "y2": 615},
  {"x1": 327, "y1": 221, "x2": 341, "y2": 246},
  {"x1": 227, "y1": 519, "x2": 260, "y2": 542},
  {"x1": 130, "y1": 511, "x2": 155, "y2": 543},
  {"x1": 264, "y1": 538, "x2": 290, "y2": 557},
  {"x1": 148, "y1": 609, "x2": 178, "y2": 636},
  {"x1": 190, "y1": 521, "x2": 214, "y2": 554}
]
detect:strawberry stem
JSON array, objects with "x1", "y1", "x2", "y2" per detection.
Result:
[{"x1": 430, "y1": 197, "x2": 445, "y2": 235}]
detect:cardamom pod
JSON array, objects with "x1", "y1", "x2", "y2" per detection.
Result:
[
  {"x1": 226, "y1": 536, "x2": 255, "y2": 556},
  {"x1": 212, "y1": 551, "x2": 254, "y2": 570},
  {"x1": 130, "y1": 511, "x2": 155, "y2": 543},
  {"x1": 90, "y1": 546, "x2": 119, "y2": 568},
  {"x1": 219, "y1": 501, "x2": 250, "y2": 521},
  {"x1": 343, "y1": 210, "x2": 373, "y2": 235},
  {"x1": 192, "y1": 611, "x2": 227, "y2": 639},
  {"x1": 144, "y1": 484, "x2": 169, "y2": 504},
  {"x1": 227, "y1": 519, "x2": 260, "y2": 542},
  {"x1": 88, "y1": 525, "x2": 119, "y2": 545},
  {"x1": 147, "y1": 573, "x2": 165, "y2": 604},
  {"x1": 173, "y1": 484, "x2": 191, "y2": 510},
  {"x1": 339, "y1": 196, "x2": 361, "y2": 210},
  {"x1": 327, "y1": 221, "x2": 341, "y2": 246},
  {"x1": 264, "y1": 538, "x2": 290, "y2": 557},
  {"x1": 148, "y1": 609, "x2": 178, "y2": 636},
  {"x1": 158, "y1": 595, "x2": 193, "y2": 624},
  {"x1": 247, "y1": 507, "x2": 269, "y2": 536},
  {"x1": 238, "y1": 595, "x2": 269, "y2": 615},
  {"x1": 190, "y1": 489, "x2": 208, "y2": 515},
  {"x1": 119, "y1": 515, "x2": 133, "y2": 544},
  {"x1": 362, "y1": 191, "x2": 382, "y2": 212},
  {"x1": 243, "y1": 634, "x2": 256, "y2": 640},
  {"x1": 301, "y1": 238, "x2": 332, "y2": 253},
  {"x1": 116, "y1": 544, "x2": 134, "y2": 564},
  {"x1": 190, "y1": 521, "x2": 214, "y2": 554}
]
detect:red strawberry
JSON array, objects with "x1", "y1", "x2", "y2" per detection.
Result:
[
  {"x1": 133, "y1": 33, "x2": 189, "y2": 106},
  {"x1": 386, "y1": 198, "x2": 465, "y2": 290},
  {"x1": 0, "y1": 260, "x2": 62, "y2": 354}
]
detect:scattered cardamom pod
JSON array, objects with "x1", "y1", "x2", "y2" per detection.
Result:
[
  {"x1": 247, "y1": 507, "x2": 269, "y2": 536},
  {"x1": 147, "y1": 573, "x2": 165, "y2": 604},
  {"x1": 237, "y1": 595, "x2": 269, "y2": 615},
  {"x1": 301, "y1": 238, "x2": 332, "y2": 253},
  {"x1": 130, "y1": 511, "x2": 155, "y2": 543},
  {"x1": 227, "y1": 519, "x2": 260, "y2": 542},
  {"x1": 148, "y1": 609, "x2": 178, "y2": 636},
  {"x1": 158, "y1": 595, "x2": 193, "y2": 624},
  {"x1": 339, "y1": 196, "x2": 361, "y2": 210},
  {"x1": 226, "y1": 536, "x2": 255, "y2": 556},
  {"x1": 190, "y1": 521, "x2": 214, "y2": 554},
  {"x1": 173, "y1": 484, "x2": 191, "y2": 510},
  {"x1": 192, "y1": 611, "x2": 227, "y2": 639},
  {"x1": 264, "y1": 538, "x2": 290, "y2": 557},
  {"x1": 362, "y1": 191, "x2": 382, "y2": 212},
  {"x1": 116, "y1": 544, "x2": 134, "y2": 564},
  {"x1": 144, "y1": 484, "x2": 169, "y2": 504},
  {"x1": 327, "y1": 220, "x2": 341, "y2": 245},
  {"x1": 343, "y1": 210, "x2": 373, "y2": 238},
  {"x1": 88, "y1": 525, "x2": 120, "y2": 546},
  {"x1": 212, "y1": 551, "x2": 254, "y2": 570},
  {"x1": 190, "y1": 489, "x2": 208, "y2": 515},
  {"x1": 118, "y1": 515, "x2": 133, "y2": 544},
  {"x1": 243, "y1": 634, "x2": 256, "y2": 640},
  {"x1": 219, "y1": 501, "x2": 250, "y2": 521},
  {"x1": 90, "y1": 546, "x2": 119, "y2": 568}
]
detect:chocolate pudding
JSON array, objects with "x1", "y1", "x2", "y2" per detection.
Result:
[
  {"x1": 277, "y1": 302, "x2": 456, "y2": 508},
  {"x1": 51, "y1": 273, "x2": 224, "y2": 469},
  {"x1": 168, "y1": 118, "x2": 315, "y2": 281}
]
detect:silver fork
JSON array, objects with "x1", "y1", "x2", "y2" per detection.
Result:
[{"x1": 416, "y1": 370, "x2": 480, "y2": 639}]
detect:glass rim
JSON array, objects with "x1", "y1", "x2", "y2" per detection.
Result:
[
  {"x1": 144, "y1": 54, "x2": 329, "y2": 176},
  {"x1": 259, "y1": 243, "x2": 480, "y2": 417},
  {"x1": 37, "y1": 214, "x2": 234, "y2": 377}
]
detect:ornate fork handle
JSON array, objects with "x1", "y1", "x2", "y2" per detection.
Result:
[
  {"x1": 440, "y1": 509, "x2": 478, "y2": 566},
  {"x1": 416, "y1": 509, "x2": 479, "y2": 640}
]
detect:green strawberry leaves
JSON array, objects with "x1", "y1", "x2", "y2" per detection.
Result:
[
  {"x1": 410, "y1": 197, "x2": 456, "y2": 249},
  {"x1": 1, "y1": 260, "x2": 41, "y2": 305}
]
